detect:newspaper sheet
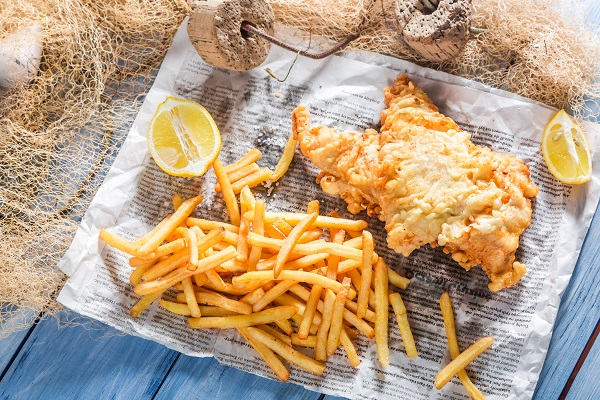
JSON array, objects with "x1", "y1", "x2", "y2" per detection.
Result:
[{"x1": 57, "y1": 20, "x2": 600, "y2": 400}]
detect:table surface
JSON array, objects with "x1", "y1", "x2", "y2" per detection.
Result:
[{"x1": 2, "y1": 3, "x2": 600, "y2": 400}]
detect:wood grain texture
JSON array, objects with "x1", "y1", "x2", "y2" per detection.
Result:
[
  {"x1": 153, "y1": 354, "x2": 323, "y2": 400},
  {"x1": 0, "y1": 311, "x2": 36, "y2": 375},
  {"x1": 567, "y1": 333, "x2": 600, "y2": 400},
  {"x1": 0, "y1": 312, "x2": 178, "y2": 400},
  {"x1": 533, "y1": 206, "x2": 600, "y2": 399}
]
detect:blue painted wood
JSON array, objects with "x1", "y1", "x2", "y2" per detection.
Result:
[
  {"x1": 567, "y1": 330, "x2": 600, "y2": 400},
  {"x1": 153, "y1": 354, "x2": 323, "y2": 400},
  {"x1": 0, "y1": 311, "x2": 36, "y2": 375},
  {"x1": 533, "y1": 205, "x2": 600, "y2": 399},
  {"x1": 0, "y1": 311, "x2": 178, "y2": 400}
]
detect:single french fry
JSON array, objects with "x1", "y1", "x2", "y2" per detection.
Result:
[
  {"x1": 223, "y1": 148, "x2": 262, "y2": 174},
  {"x1": 357, "y1": 231, "x2": 374, "y2": 319},
  {"x1": 271, "y1": 133, "x2": 298, "y2": 182},
  {"x1": 174, "y1": 227, "x2": 198, "y2": 268},
  {"x1": 185, "y1": 288, "x2": 253, "y2": 315},
  {"x1": 236, "y1": 216, "x2": 250, "y2": 262},
  {"x1": 316, "y1": 290, "x2": 336, "y2": 361},
  {"x1": 239, "y1": 185, "x2": 256, "y2": 216},
  {"x1": 231, "y1": 168, "x2": 272, "y2": 194},
  {"x1": 388, "y1": 267, "x2": 410, "y2": 290},
  {"x1": 136, "y1": 196, "x2": 204, "y2": 256},
  {"x1": 436, "y1": 337, "x2": 494, "y2": 390},
  {"x1": 343, "y1": 236, "x2": 363, "y2": 249},
  {"x1": 237, "y1": 327, "x2": 290, "y2": 382},
  {"x1": 186, "y1": 218, "x2": 240, "y2": 233},
  {"x1": 99, "y1": 214, "x2": 172, "y2": 256},
  {"x1": 219, "y1": 259, "x2": 249, "y2": 273},
  {"x1": 193, "y1": 272, "x2": 208, "y2": 287},
  {"x1": 327, "y1": 229, "x2": 346, "y2": 279},
  {"x1": 129, "y1": 257, "x2": 158, "y2": 269},
  {"x1": 374, "y1": 258, "x2": 390, "y2": 365},
  {"x1": 244, "y1": 210, "x2": 368, "y2": 231},
  {"x1": 272, "y1": 217, "x2": 293, "y2": 236},
  {"x1": 327, "y1": 278, "x2": 351, "y2": 356},
  {"x1": 274, "y1": 213, "x2": 318, "y2": 278},
  {"x1": 389, "y1": 292, "x2": 418, "y2": 358},
  {"x1": 216, "y1": 163, "x2": 260, "y2": 191},
  {"x1": 246, "y1": 327, "x2": 326, "y2": 375},
  {"x1": 222, "y1": 230, "x2": 239, "y2": 246},
  {"x1": 172, "y1": 194, "x2": 183, "y2": 211},
  {"x1": 344, "y1": 299, "x2": 376, "y2": 323},
  {"x1": 130, "y1": 258, "x2": 162, "y2": 285},
  {"x1": 233, "y1": 270, "x2": 356, "y2": 299},
  {"x1": 257, "y1": 253, "x2": 328, "y2": 272},
  {"x1": 188, "y1": 305, "x2": 297, "y2": 329},
  {"x1": 297, "y1": 229, "x2": 323, "y2": 243},
  {"x1": 298, "y1": 282, "x2": 324, "y2": 339},
  {"x1": 257, "y1": 324, "x2": 292, "y2": 346},
  {"x1": 135, "y1": 246, "x2": 236, "y2": 295},
  {"x1": 306, "y1": 200, "x2": 320, "y2": 214},
  {"x1": 161, "y1": 301, "x2": 239, "y2": 317},
  {"x1": 181, "y1": 277, "x2": 201, "y2": 317},
  {"x1": 131, "y1": 289, "x2": 165, "y2": 317},
  {"x1": 252, "y1": 280, "x2": 299, "y2": 312},
  {"x1": 440, "y1": 292, "x2": 487, "y2": 400},
  {"x1": 340, "y1": 329, "x2": 361, "y2": 367},
  {"x1": 292, "y1": 334, "x2": 317, "y2": 348},
  {"x1": 337, "y1": 259, "x2": 362, "y2": 274},
  {"x1": 214, "y1": 159, "x2": 240, "y2": 226},
  {"x1": 130, "y1": 238, "x2": 188, "y2": 264},
  {"x1": 288, "y1": 284, "x2": 374, "y2": 338},
  {"x1": 247, "y1": 199, "x2": 265, "y2": 271},
  {"x1": 273, "y1": 317, "x2": 294, "y2": 336},
  {"x1": 264, "y1": 224, "x2": 286, "y2": 240},
  {"x1": 344, "y1": 325, "x2": 359, "y2": 340},
  {"x1": 240, "y1": 287, "x2": 266, "y2": 305},
  {"x1": 159, "y1": 299, "x2": 192, "y2": 316},
  {"x1": 204, "y1": 268, "x2": 228, "y2": 291}
]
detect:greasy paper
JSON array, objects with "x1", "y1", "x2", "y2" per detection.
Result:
[{"x1": 57, "y1": 20, "x2": 600, "y2": 400}]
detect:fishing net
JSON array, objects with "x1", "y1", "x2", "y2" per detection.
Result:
[{"x1": 1, "y1": 0, "x2": 598, "y2": 337}]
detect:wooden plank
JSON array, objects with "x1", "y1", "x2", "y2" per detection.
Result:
[
  {"x1": 0, "y1": 311, "x2": 178, "y2": 399},
  {"x1": 534, "y1": 207, "x2": 600, "y2": 398},
  {"x1": 153, "y1": 354, "x2": 323, "y2": 400},
  {"x1": 566, "y1": 328, "x2": 600, "y2": 399},
  {"x1": 0, "y1": 309, "x2": 37, "y2": 375}
]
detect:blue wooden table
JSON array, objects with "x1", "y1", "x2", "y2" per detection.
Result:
[{"x1": 2, "y1": 3, "x2": 600, "y2": 399}]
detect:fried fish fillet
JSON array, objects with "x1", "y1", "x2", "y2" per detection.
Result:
[{"x1": 293, "y1": 75, "x2": 538, "y2": 291}]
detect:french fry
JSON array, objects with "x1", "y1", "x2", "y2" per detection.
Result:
[
  {"x1": 172, "y1": 194, "x2": 183, "y2": 211},
  {"x1": 374, "y1": 258, "x2": 390, "y2": 365},
  {"x1": 129, "y1": 257, "x2": 158, "y2": 269},
  {"x1": 203, "y1": 268, "x2": 228, "y2": 291},
  {"x1": 316, "y1": 289, "x2": 336, "y2": 361},
  {"x1": 246, "y1": 327, "x2": 326, "y2": 375},
  {"x1": 188, "y1": 305, "x2": 297, "y2": 329},
  {"x1": 298, "y1": 282, "x2": 324, "y2": 339},
  {"x1": 257, "y1": 253, "x2": 329, "y2": 272},
  {"x1": 247, "y1": 199, "x2": 265, "y2": 271},
  {"x1": 252, "y1": 280, "x2": 299, "y2": 312},
  {"x1": 357, "y1": 231, "x2": 374, "y2": 319},
  {"x1": 231, "y1": 168, "x2": 272, "y2": 194},
  {"x1": 237, "y1": 327, "x2": 290, "y2": 382},
  {"x1": 273, "y1": 317, "x2": 294, "y2": 336},
  {"x1": 389, "y1": 292, "x2": 418, "y2": 358},
  {"x1": 136, "y1": 196, "x2": 204, "y2": 256},
  {"x1": 239, "y1": 185, "x2": 256, "y2": 216},
  {"x1": 142, "y1": 249, "x2": 189, "y2": 282},
  {"x1": 130, "y1": 238, "x2": 187, "y2": 264},
  {"x1": 99, "y1": 213, "x2": 172, "y2": 256},
  {"x1": 244, "y1": 210, "x2": 368, "y2": 231},
  {"x1": 240, "y1": 287, "x2": 265, "y2": 305},
  {"x1": 272, "y1": 217, "x2": 293, "y2": 236},
  {"x1": 257, "y1": 324, "x2": 292, "y2": 346},
  {"x1": 440, "y1": 292, "x2": 487, "y2": 400},
  {"x1": 340, "y1": 329, "x2": 361, "y2": 367},
  {"x1": 388, "y1": 267, "x2": 410, "y2": 290},
  {"x1": 436, "y1": 337, "x2": 494, "y2": 390},
  {"x1": 236, "y1": 216, "x2": 250, "y2": 262},
  {"x1": 174, "y1": 227, "x2": 198, "y2": 268},
  {"x1": 343, "y1": 299, "x2": 376, "y2": 323},
  {"x1": 130, "y1": 289, "x2": 165, "y2": 317},
  {"x1": 337, "y1": 259, "x2": 362, "y2": 274},
  {"x1": 213, "y1": 159, "x2": 240, "y2": 226},
  {"x1": 159, "y1": 299, "x2": 192, "y2": 316},
  {"x1": 215, "y1": 163, "x2": 260, "y2": 191},
  {"x1": 306, "y1": 200, "x2": 320, "y2": 214},
  {"x1": 275, "y1": 212, "x2": 318, "y2": 278},
  {"x1": 233, "y1": 270, "x2": 356, "y2": 299},
  {"x1": 135, "y1": 246, "x2": 236, "y2": 295},
  {"x1": 288, "y1": 284, "x2": 374, "y2": 338},
  {"x1": 272, "y1": 293, "x2": 323, "y2": 327},
  {"x1": 223, "y1": 148, "x2": 262, "y2": 174},
  {"x1": 192, "y1": 271, "x2": 208, "y2": 288},
  {"x1": 292, "y1": 334, "x2": 317, "y2": 348},
  {"x1": 327, "y1": 229, "x2": 346, "y2": 279},
  {"x1": 186, "y1": 218, "x2": 240, "y2": 233},
  {"x1": 346, "y1": 268, "x2": 377, "y2": 310},
  {"x1": 271, "y1": 133, "x2": 298, "y2": 182},
  {"x1": 264, "y1": 224, "x2": 286, "y2": 240},
  {"x1": 129, "y1": 258, "x2": 162, "y2": 285},
  {"x1": 327, "y1": 277, "x2": 351, "y2": 356},
  {"x1": 181, "y1": 277, "x2": 201, "y2": 317}
]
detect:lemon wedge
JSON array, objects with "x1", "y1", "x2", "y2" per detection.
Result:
[
  {"x1": 147, "y1": 97, "x2": 222, "y2": 177},
  {"x1": 542, "y1": 110, "x2": 592, "y2": 184}
]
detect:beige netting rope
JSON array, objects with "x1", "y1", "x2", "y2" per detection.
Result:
[{"x1": 1, "y1": 0, "x2": 598, "y2": 338}]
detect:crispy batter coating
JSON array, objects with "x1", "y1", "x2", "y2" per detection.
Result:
[{"x1": 293, "y1": 75, "x2": 538, "y2": 291}]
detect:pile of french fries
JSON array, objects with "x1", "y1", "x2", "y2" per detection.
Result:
[{"x1": 100, "y1": 147, "x2": 494, "y2": 398}]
